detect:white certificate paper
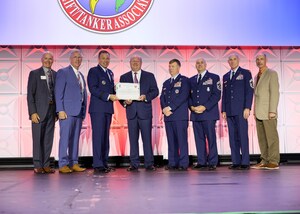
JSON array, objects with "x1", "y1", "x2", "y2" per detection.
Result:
[{"x1": 116, "y1": 83, "x2": 140, "y2": 100}]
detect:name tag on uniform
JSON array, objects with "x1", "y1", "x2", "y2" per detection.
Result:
[{"x1": 40, "y1": 76, "x2": 46, "y2": 80}]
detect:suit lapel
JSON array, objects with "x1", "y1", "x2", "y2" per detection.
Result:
[
  {"x1": 255, "y1": 69, "x2": 268, "y2": 92},
  {"x1": 139, "y1": 70, "x2": 144, "y2": 84}
]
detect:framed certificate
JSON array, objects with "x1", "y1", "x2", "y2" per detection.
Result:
[{"x1": 116, "y1": 82, "x2": 140, "y2": 100}]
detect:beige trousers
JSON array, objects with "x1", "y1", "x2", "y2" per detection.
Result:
[{"x1": 255, "y1": 118, "x2": 280, "y2": 164}]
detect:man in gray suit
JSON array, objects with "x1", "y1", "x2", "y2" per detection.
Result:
[
  {"x1": 252, "y1": 54, "x2": 280, "y2": 170},
  {"x1": 27, "y1": 52, "x2": 56, "y2": 174}
]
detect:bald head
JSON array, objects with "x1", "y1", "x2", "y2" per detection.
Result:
[
  {"x1": 195, "y1": 58, "x2": 207, "y2": 73},
  {"x1": 41, "y1": 51, "x2": 54, "y2": 69}
]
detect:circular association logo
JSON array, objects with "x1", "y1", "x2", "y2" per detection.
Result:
[{"x1": 58, "y1": 0, "x2": 153, "y2": 33}]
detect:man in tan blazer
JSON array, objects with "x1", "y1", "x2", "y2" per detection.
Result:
[{"x1": 252, "y1": 54, "x2": 280, "y2": 170}]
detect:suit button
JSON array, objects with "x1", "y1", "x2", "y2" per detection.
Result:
[
  {"x1": 197, "y1": 90, "x2": 199, "y2": 92},
  {"x1": 231, "y1": 96, "x2": 234, "y2": 99},
  {"x1": 197, "y1": 96, "x2": 199, "y2": 98},
  {"x1": 197, "y1": 101, "x2": 199, "y2": 103}
]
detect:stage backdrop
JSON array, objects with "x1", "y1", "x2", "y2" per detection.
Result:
[{"x1": 0, "y1": 46, "x2": 299, "y2": 159}]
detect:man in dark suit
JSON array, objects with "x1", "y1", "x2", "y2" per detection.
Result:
[
  {"x1": 221, "y1": 54, "x2": 254, "y2": 170},
  {"x1": 189, "y1": 58, "x2": 221, "y2": 170},
  {"x1": 55, "y1": 49, "x2": 87, "y2": 173},
  {"x1": 27, "y1": 52, "x2": 56, "y2": 174},
  {"x1": 160, "y1": 59, "x2": 190, "y2": 171},
  {"x1": 88, "y1": 50, "x2": 118, "y2": 173},
  {"x1": 120, "y1": 56, "x2": 159, "y2": 171}
]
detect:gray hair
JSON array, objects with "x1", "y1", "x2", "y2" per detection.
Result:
[
  {"x1": 69, "y1": 49, "x2": 82, "y2": 58},
  {"x1": 228, "y1": 54, "x2": 240, "y2": 60},
  {"x1": 41, "y1": 51, "x2": 53, "y2": 60},
  {"x1": 130, "y1": 55, "x2": 142, "y2": 63}
]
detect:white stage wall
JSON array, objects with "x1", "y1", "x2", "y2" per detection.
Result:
[{"x1": 0, "y1": 46, "x2": 299, "y2": 159}]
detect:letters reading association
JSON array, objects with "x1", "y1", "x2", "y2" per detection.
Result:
[{"x1": 59, "y1": 0, "x2": 153, "y2": 33}]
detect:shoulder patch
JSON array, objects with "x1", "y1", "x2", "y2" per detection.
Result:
[
  {"x1": 249, "y1": 79, "x2": 254, "y2": 88},
  {"x1": 217, "y1": 81, "x2": 221, "y2": 90}
]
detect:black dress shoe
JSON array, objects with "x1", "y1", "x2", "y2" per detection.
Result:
[
  {"x1": 192, "y1": 164, "x2": 207, "y2": 170},
  {"x1": 94, "y1": 167, "x2": 109, "y2": 173},
  {"x1": 164, "y1": 166, "x2": 178, "y2": 171},
  {"x1": 105, "y1": 166, "x2": 115, "y2": 172},
  {"x1": 228, "y1": 164, "x2": 240, "y2": 170},
  {"x1": 145, "y1": 166, "x2": 156, "y2": 171},
  {"x1": 127, "y1": 166, "x2": 139, "y2": 172},
  {"x1": 178, "y1": 167, "x2": 188, "y2": 171},
  {"x1": 208, "y1": 165, "x2": 217, "y2": 170},
  {"x1": 239, "y1": 165, "x2": 250, "y2": 170}
]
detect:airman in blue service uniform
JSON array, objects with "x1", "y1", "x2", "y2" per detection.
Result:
[
  {"x1": 222, "y1": 54, "x2": 254, "y2": 170},
  {"x1": 160, "y1": 59, "x2": 190, "y2": 171},
  {"x1": 189, "y1": 58, "x2": 221, "y2": 170}
]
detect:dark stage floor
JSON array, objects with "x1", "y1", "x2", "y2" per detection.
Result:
[{"x1": 0, "y1": 165, "x2": 300, "y2": 214}]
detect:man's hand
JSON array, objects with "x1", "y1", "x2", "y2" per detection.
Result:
[
  {"x1": 138, "y1": 95, "x2": 146, "y2": 101},
  {"x1": 269, "y1": 112, "x2": 276, "y2": 119},
  {"x1": 31, "y1": 113, "x2": 40, "y2": 123},
  {"x1": 125, "y1": 99, "x2": 133, "y2": 105},
  {"x1": 194, "y1": 105, "x2": 206, "y2": 114},
  {"x1": 163, "y1": 106, "x2": 172, "y2": 117},
  {"x1": 222, "y1": 112, "x2": 227, "y2": 120},
  {"x1": 58, "y1": 111, "x2": 67, "y2": 120},
  {"x1": 243, "y1": 108, "x2": 250, "y2": 119},
  {"x1": 109, "y1": 94, "x2": 119, "y2": 101}
]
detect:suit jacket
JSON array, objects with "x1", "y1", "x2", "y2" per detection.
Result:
[
  {"x1": 119, "y1": 70, "x2": 159, "y2": 120},
  {"x1": 254, "y1": 68, "x2": 280, "y2": 120},
  {"x1": 27, "y1": 67, "x2": 56, "y2": 121},
  {"x1": 88, "y1": 65, "x2": 115, "y2": 114},
  {"x1": 160, "y1": 74, "x2": 190, "y2": 121},
  {"x1": 189, "y1": 71, "x2": 221, "y2": 121},
  {"x1": 55, "y1": 65, "x2": 87, "y2": 119},
  {"x1": 221, "y1": 67, "x2": 254, "y2": 116}
]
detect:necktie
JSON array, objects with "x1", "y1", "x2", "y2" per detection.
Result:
[
  {"x1": 105, "y1": 69, "x2": 111, "y2": 81},
  {"x1": 197, "y1": 74, "x2": 202, "y2": 84},
  {"x1": 46, "y1": 70, "x2": 54, "y2": 100},
  {"x1": 256, "y1": 72, "x2": 262, "y2": 84},
  {"x1": 231, "y1": 71, "x2": 235, "y2": 80},
  {"x1": 170, "y1": 77, "x2": 173, "y2": 84},
  {"x1": 77, "y1": 73, "x2": 83, "y2": 91},
  {"x1": 134, "y1": 72, "x2": 138, "y2": 83}
]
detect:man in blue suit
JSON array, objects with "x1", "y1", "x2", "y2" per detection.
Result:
[
  {"x1": 221, "y1": 54, "x2": 254, "y2": 170},
  {"x1": 88, "y1": 50, "x2": 118, "y2": 173},
  {"x1": 55, "y1": 49, "x2": 87, "y2": 173},
  {"x1": 160, "y1": 59, "x2": 190, "y2": 171},
  {"x1": 27, "y1": 52, "x2": 56, "y2": 174},
  {"x1": 120, "y1": 56, "x2": 159, "y2": 171},
  {"x1": 189, "y1": 58, "x2": 221, "y2": 170}
]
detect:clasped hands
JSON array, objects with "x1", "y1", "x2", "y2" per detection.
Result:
[
  {"x1": 163, "y1": 106, "x2": 172, "y2": 117},
  {"x1": 191, "y1": 105, "x2": 206, "y2": 114}
]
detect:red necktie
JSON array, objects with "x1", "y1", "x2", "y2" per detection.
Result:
[{"x1": 134, "y1": 72, "x2": 138, "y2": 83}]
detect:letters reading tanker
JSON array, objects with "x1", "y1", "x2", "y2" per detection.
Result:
[{"x1": 60, "y1": 0, "x2": 153, "y2": 33}]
